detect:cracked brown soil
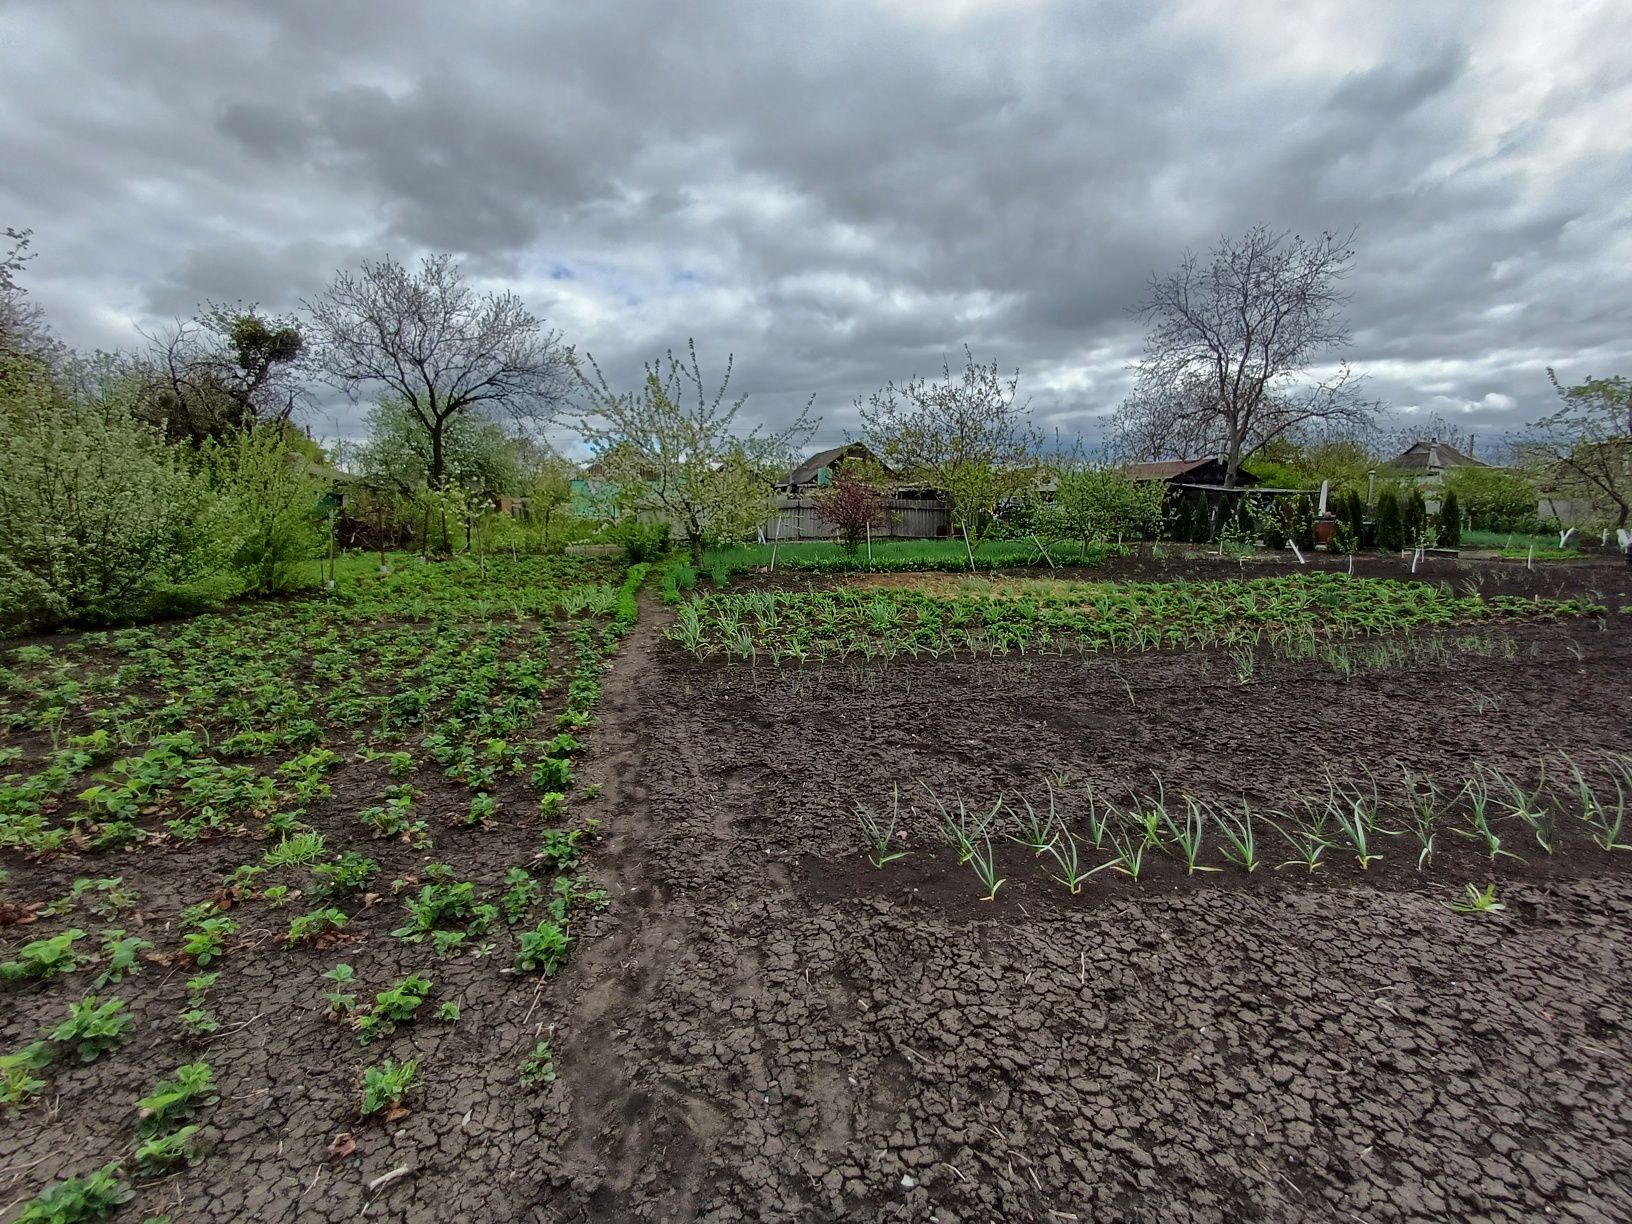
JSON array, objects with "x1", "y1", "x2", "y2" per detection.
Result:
[{"x1": 3, "y1": 554, "x2": 1631, "y2": 1222}]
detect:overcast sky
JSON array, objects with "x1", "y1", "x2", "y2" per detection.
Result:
[{"x1": 3, "y1": 0, "x2": 1629, "y2": 457}]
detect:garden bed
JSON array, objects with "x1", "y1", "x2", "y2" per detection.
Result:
[{"x1": 1, "y1": 559, "x2": 1629, "y2": 1221}]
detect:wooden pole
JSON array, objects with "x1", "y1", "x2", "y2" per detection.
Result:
[{"x1": 962, "y1": 525, "x2": 975, "y2": 572}]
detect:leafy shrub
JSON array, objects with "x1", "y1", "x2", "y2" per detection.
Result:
[
  {"x1": 205, "y1": 426, "x2": 325, "y2": 594},
  {"x1": 607, "y1": 517, "x2": 670, "y2": 563},
  {"x1": 1443, "y1": 466, "x2": 1541, "y2": 532}
]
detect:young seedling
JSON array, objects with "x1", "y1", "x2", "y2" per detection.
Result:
[
  {"x1": 501, "y1": 868, "x2": 543, "y2": 924},
  {"x1": 1562, "y1": 753, "x2": 1631, "y2": 851},
  {"x1": 1007, "y1": 789, "x2": 1058, "y2": 856},
  {"x1": 1162, "y1": 796, "x2": 1220, "y2": 874},
  {"x1": 1491, "y1": 768, "x2": 1557, "y2": 853},
  {"x1": 436, "y1": 1001, "x2": 461, "y2": 1024},
  {"x1": 1270, "y1": 810, "x2": 1328, "y2": 872},
  {"x1": 136, "y1": 1062, "x2": 217, "y2": 1133},
  {"x1": 1452, "y1": 883, "x2": 1506, "y2": 914},
  {"x1": 1, "y1": 1041, "x2": 53, "y2": 1109},
  {"x1": 1214, "y1": 801, "x2": 1261, "y2": 872},
  {"x1": 354, "y1": 974, "x2": 433, "y2": 1045},
  {"x1": 1089, "y1": 825, "x2": 1147, "y2": 881},
  {"x1": 855, "y1": 786, "x2": 908, "y2": 868},
  {"x1": 1043, "y1": 820, "x2": 1091, "y2": 895},
  {"x1": 1458, "y1": 775, "x2": 1522, "y2": 862},
  {"x1": 133, "y1": 1126, "x2": 201, "y2": 1174},
  {"x1": 1398, "y1": 768, "x2": 1440, "y2": 870},
  {"x1": 520, "y1": 1040, "x2": 556, "y2": 1086},
  {"x1": 283, "y1": 907, "x2": 347, "y2": 948},
  {"x1": 967, "y1": 835, "x2": 1005, "y2": 901},
  {"x1": 321, "y1": 964, "x2": 358, "y2": 1019},
  {"x1": 174, "y1": 970, "x2": 221, "y2": 1039},
  {"x1": 93, "y1": 931, "x2": 154, "y2": 988},
  {"x1": 1079, "y1": 782, "x2": 1110, "y2": 849},
  {"x1": 180, "y1": 914, "x2": 237, "y2": 967},
  {"x1": 921, "y1": 784, "x2": 1002, "y2": 866},
  {"x1": 1329, "y1": 797, "x2": 1383, "y2": 870}
]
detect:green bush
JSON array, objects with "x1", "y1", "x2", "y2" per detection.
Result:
[
  {"x1": 206, "y1": 426, "x2": 325, "y2": 594},
  {"x1": 0, "y1": 366, "x2": 222, "y2": 630},
  {"x1": 607, "y1": 517, "x2": 670, "y2": 563},
  {"x1": 1442, "y1": 466, "x2": 1541, "y2": 532}
]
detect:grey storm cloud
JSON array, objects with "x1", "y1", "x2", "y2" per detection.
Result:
[{"x1": 3, "y1": 0, "x2": 1630, "y2": 453}]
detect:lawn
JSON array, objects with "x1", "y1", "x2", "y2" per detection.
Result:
[{"x1": 2, "y1": 547, "x2": 1630, "y2": 1221}]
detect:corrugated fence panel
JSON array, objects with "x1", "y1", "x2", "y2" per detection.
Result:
[{"x1": 762, "y1": 498, "x2": 950, "y2": 540}]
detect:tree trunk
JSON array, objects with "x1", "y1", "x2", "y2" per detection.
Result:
[
  {"x1": 689, "y1": 532, "x2": 704, "y2": 567},
  {"x1": 430, "y1": 424, "x2": 445, "y2": 491}
]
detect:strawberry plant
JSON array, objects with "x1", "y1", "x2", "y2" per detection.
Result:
[
  {"x1": 180, "y1": 915, "x2": 237, "y2": 966},
  {"x1": 50, "y1": 996, "x2": 132, "y2": 1063},
  {"x1": 354, "y1": 973, "x2": 433, "y2": 1045},
  {"x1": 320, "y1": 963, "x2": 357, "y2": 1018},
  {"x1": 16, "y1": 1162, "x2": 132, "y2": 1222},
  {"x1": 136, "y1": 1062, "x2": 217, "y2": 1133},
  {"x1": 515, "y1": 919, "x2": 570, "y2": 975},
  {"x1": 1, "y1": 929, "x2": 86, "y2": 983},
  {"x1": 285, "y1": 907, "x2": 348, "y2": 947},
  {"x1": 360, "y1": 1057, "x2": 418, "y2": 1118},
  {"x1": 1, "y1": 1040, "x2": 53, "y2": 1108},
  {"x1": 94, "y1": 931, "x2": 154, "y2": 987},
  {"x1": 520, "y1": 1040, "x2": 556, "y2": 1086}
]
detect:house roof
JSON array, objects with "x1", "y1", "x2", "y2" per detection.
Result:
[
  {"x1": 1123, "y1": 457, "x2": 1257, "y2": 484},
  {"x1": 1386, "y1": 440, "x2": 1486, "y2": 473},
  {"x1": 779, "y1": 442, "x2": 886, "y2": 487}
]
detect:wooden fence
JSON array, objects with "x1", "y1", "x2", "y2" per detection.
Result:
[{"x1": 761, "y1": 497, "x2": 951, "y2": 542}]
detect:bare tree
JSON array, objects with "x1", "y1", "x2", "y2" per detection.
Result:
[
  {"x1": 306, "y1": 254, "x2": 571, "y2": 489},
  {"x1": 1116, "y1": 226, "x2": 1377, "y2": 486},
  {"x1": 1530, "y1": 369, "x2": 1632, "y2": 529},
  {"x1": 572, "y1": 340, "x2": 816, "y2": 565},
  {"x1": 857, "y1": 347, "x2": 1042, "y2": 549}
]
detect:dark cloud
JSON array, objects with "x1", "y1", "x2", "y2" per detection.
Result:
[{"x1": 2, "y1": 0, "x2": 1629, "y2": 453}]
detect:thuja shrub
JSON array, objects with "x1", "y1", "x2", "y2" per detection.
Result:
[
  {"x1": 1374, "y1": 492, "x2": 1405, "y2": 552},
  {"x1": 1438, "y1": 489, "x2": 1463, "y2": 547}
]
